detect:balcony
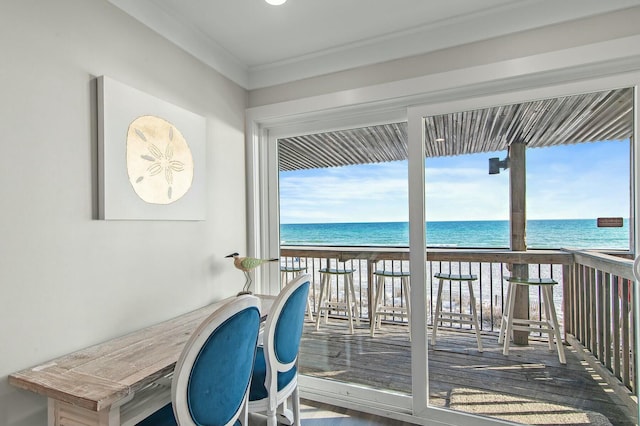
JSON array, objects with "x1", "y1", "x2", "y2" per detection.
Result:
[{"x1": 281, "y1": 246, "x2": 637, "y2": 425}]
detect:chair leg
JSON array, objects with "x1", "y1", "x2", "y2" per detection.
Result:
[
  {"x1": 277, "y1": 398, "x2": 294, "y2": 426},
  {"x1": 292, "y1": 386, "x2": 301, "y2": 426},
  {"x1": 502, "y1": 283, "x2": 517, "y2": 355},
  {"x1": 266, "y1": 408, "x2": 278, "y2": 426},
  {"x1": 345, "y1": 274, "x2": 354, "y2": 334},
  {"x1": 543, "y1": 286, "x2": 566, "y2": 364},
  {"x1": 542, "y1": 287, "x2": 555, "y2": 351},
  {"x1": 306, "y1": 296, "x2": 314, "y2": 322},
  {"x1": 370, "y1": 276, "x2": 384, "y2": 337},
  {"x1": 376, "y1": 279, "x2": 384, "y2": 330},
  {"x1": 348, "y1": 274, "x2": 360, "y2": 325},
  {"x1": 315, "y1": 274, "x2": 328, "y2": 331},
  {"x1": 324, "y1": 284, "x2": 331, "y2": 324},
  {"x1": 274, "y1": 389, "x2": 300, "y2": 426},
  {"x1": 265, "y1": 391, "x2": 279, "y2": 426},
  {"x1": 239, "y1": 397, "x2": 248, "y2": 425},
  {"x1": 467, "y1": 280, "x2": 483, "y2": 352},
  {"x1": 402, "y1": 276, "x2": 411, "y2": 341},
  {"x1": 498, "y1": 282, "x2": 512, "y2": 344},
  {"x1": 431, "y1": 278, "x2": 444, "y2": 345}
]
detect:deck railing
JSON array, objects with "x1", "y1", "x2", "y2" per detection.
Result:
[
  {"x1": 280, "y1": 247, "x2": 573, "y2": 332},
  {"x1": 566, "y1": 250, "x2": 636, "y2": 392},
  {"x1": 280, "y1": 246, "x2": 636, "y2": 392}
]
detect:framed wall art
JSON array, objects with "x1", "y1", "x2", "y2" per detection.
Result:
[{"x1": 97, "y1": 76, "x2": 206, "y2": 220}]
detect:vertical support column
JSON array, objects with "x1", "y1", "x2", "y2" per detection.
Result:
[{"x1": 509, "y1": 141, "x2": 529, "y2": 345}]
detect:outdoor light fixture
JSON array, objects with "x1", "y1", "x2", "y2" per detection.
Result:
[
  {"x1": 265, "y1": 0, "x2": 287, "y2": 5},
  {"x1": 488, "y1": 156, "x2": 509, "y2": 175}
]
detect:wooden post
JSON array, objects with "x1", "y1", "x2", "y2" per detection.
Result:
[{"x1": 509, "y1": 141, "x2": 529, "y2": 345}]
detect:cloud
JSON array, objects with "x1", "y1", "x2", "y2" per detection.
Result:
[
  {"x1": 279, "y1": 163, "x2": 409, "y2": 223},
  {"x1": 526, "y1": 141, "x2": 629, "y2": 218},
  {"x1": 425, "y1": 164, "x2": 509, "y2": 221},
  {"x1": 279, "y1": 140, "x2": 629, "y2": 224}
]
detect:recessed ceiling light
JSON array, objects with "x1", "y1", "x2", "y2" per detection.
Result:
[
  {"x1": 265, "y1": 0, "x2": 287, "y2": 5},
  {"x1": 435, "y1": 138, "x2": 445, "y2": 142}
]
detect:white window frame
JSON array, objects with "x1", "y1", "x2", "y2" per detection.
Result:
[{"x1": 245, "y1": 36, "x2": 640, "y2": 425}]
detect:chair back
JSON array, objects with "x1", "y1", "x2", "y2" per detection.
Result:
[
  {"x1": 172, "y1": 295, "x2": 261, "y2": 426},
  {"x1": 262, "y1": 274, "x2": 310, "y2": 392}
]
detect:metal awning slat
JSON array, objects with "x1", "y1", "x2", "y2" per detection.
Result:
[{"x1": 278, "y1": 88, "x2": 633, "y2": 171}]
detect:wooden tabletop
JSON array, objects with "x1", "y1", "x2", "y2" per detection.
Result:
[{"x1": 9, "y1": 295, "x2": 274, "y2": 412}]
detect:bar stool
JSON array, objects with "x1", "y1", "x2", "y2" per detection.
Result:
[
  {"x1": 370, "y1": 270, "x2": 411, "y2": 339},
  {"x1": 316, "y1": 267, "x2": 360, "y2": 334},
  {"x1": 431, "y1": 273, "x2": 483, "y2": 351},
  {"x1": 280, "y1": 265, "x2": 314, "y2": 321},
  {"x1": 499, "y1": 277, "x2": 566, "y2": 364}
]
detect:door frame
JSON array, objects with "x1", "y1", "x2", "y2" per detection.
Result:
[{"x1": 245, "y1": 38, "x2": 640, "y2": 425}]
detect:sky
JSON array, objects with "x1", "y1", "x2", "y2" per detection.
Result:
[{"x1": 278, "y1": 140, "x2": 630, "y2": 224}]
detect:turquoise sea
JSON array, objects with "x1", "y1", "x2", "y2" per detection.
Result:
[{"x1": 280, "y1": 219, "x2": 630, "y2": 250}]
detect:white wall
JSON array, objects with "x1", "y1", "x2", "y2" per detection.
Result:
[
  {"x1": 3, "y1": 1, "x2": 640, "y2": 424},
  {"x1": 0, "y1": 1, "x2": 248, "y2": 425}
]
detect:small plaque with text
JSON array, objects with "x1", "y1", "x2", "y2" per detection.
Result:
[{"x1": 597, "y1": 217, "x2": 623, "y2": 228}]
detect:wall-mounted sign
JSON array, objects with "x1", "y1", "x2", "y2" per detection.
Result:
[{"x1": 596, "y1": 217, "x2": 623, "y2": 228}]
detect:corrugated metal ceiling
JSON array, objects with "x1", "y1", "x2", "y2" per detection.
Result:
[{"x1": 278, "y1": 88, "x2": 632, "y2": 171}]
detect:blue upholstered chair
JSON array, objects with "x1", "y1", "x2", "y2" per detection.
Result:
[
  {"x1": 137, "y1": 295, "x2": 261, "y2": 426},
  {"x1": 248, "y1": 274, "x2": 311, "y2": 426}
]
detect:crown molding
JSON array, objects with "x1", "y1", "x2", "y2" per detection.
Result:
[{"x1": 109, "y1": 0, "x2": 640, "y2": 90}]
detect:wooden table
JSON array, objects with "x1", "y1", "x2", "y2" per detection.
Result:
[{"x1": 9, "y1": 295, "x2": 275, "y2": 426}]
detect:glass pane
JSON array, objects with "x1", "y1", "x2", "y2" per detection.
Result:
[
  {"x1": 278, "y1": 123, "x2": 412, "y2": 397},
  {"x1": 423, "y1": 87, "x2": 637, "y2": 425}
]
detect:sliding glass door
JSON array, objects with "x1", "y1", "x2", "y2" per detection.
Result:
[
  {"x1": 249, "y1": 75, "x2": 640, "y2": 426},
  {"x1": 270, "y1": 122, "x2": 414, "y2": 408},
  {"x1": 408, "y1": 87, "x2": 638, "y2": 425}
]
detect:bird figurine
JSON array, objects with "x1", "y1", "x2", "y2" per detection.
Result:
[{"x1": 225, "y1": 252, "x2": 278, "y2": 295}]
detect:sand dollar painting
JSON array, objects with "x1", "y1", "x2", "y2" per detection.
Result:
[
  {"x1": 98, "y1": 76, "x2": 205, "y2": 220},
  {"x1": 126, "y1": 115, "x2": 194, "y2": 204}
]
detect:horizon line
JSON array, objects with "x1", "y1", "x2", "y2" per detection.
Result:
[{"x1": 281, "y1": 217, "x2": 629, "y2": 226}]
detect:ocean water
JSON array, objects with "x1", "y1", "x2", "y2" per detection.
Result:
[{"x1": 280, "y1": 219, "x2": 630, "y2": 250}]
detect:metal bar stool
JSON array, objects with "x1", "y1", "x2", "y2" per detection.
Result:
[
  {"x1": 431, "y1": 272, "x2": 483, "y2": 351},
  {"x1": 280, "y1": 265, "x2": 314, "y2": 321},
  {"x1": 499, "y1": 277, "x2": 566, "y2": 364},
  {"x1": 315, "y1": 267, "x2": 360, "y2": 334},
  {"x1": 370, "y1": 270, "x2": 411, "y2": 339}
]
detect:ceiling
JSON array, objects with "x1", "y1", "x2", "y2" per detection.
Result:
[
  {"x1": 278, "y1": 88, "x2": 633, "y2": 171},
  {"x1": 108, "y1": 0, "x2": 640, "y2": 89}
]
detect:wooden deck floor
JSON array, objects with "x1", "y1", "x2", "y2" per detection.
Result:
[{"x1": 299, "y1": 319, "x2": 637, "y2": 426}]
